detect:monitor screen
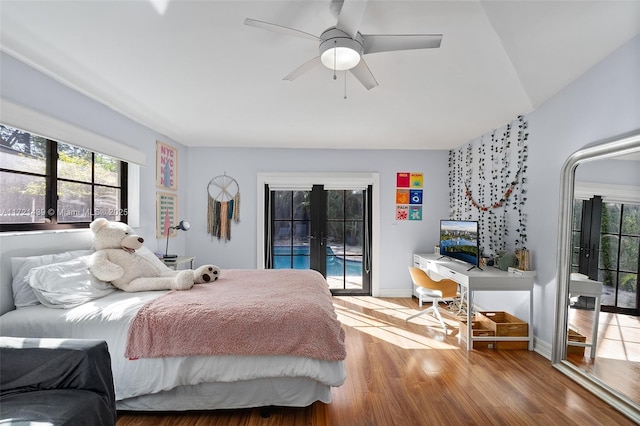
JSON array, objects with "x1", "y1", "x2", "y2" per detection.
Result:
[{"x1": 439, "y1": 220, "x2": 479, "y2": 268}]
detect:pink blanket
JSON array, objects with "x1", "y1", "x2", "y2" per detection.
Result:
[{"x1": 125, "y1": 269, "x2": 346, "y2": 361}]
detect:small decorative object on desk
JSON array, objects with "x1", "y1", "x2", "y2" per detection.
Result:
[
  {"x1": 515, "y1": 248, "x2": 531, "y2": 271},
  {"x1": 496, "y1": 252, "x2": 515, "y2": 271},
  {"x1": 507, "y1": 267, "x2": 537, "y2": 277}
]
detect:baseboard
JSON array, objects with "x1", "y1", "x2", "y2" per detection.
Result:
[
  {"x1": 377, "y1": 288, "x2": 414, "y2": 298},
  {"x1": 533, "y1": 337, "x2": 552, "y2": 360}
]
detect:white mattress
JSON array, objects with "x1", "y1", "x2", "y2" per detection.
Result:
[{"x1": 0, "y1": 290, "x2": 346, "y2": 403}]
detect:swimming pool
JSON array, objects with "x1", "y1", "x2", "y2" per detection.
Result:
[{"x1": 272, "y1": 245, "x2": 362, "y2": 276}]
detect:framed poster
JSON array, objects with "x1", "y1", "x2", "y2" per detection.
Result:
[
  {"x1": 396, "y1": 189, "x2": 410, "y2": 204},
  {"x1": 409, "y1": 206, "x2": 423, "y2": 220},
  {"x1": 156, "y1": 192, "x2": 177, "y2": 238},
  {"x1": 410, "y1": 189, "x2": 423, "y2": 204},
  {"x1": 156, "y1": 141, "x2": 178, "y2": 190},
  {"x1": 395, "y1": 205, "x2": 409, "y2": 220},
  {"x1": 396, "y1": 172, "x2": 410, "y2": 187},
  {"x1": 410, "y1": 173, "x2": 423, "y2": 188},
  {"x1": 396, "y1": 171, "x2": 424, "y2": 220}
]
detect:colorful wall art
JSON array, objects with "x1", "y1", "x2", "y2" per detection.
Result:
[
  {"x1": 156, "y1": 141, "x2": 178, "y2": 190},
  {"x1": 396, "y1": 172, "x2": 423, "y2": 220},
  {"x1": 156, "y1": 192, "x2": 177, "y2": 238}
]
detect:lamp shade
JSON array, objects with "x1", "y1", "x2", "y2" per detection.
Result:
[{"x1": 176, "y1": 220, "x2": 191, "y2": 231}]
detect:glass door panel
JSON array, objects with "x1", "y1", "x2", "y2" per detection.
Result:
[
  {"x1": 272, "y1": 190, "x2": 311, "y2": 269},
  {"x1": 598, "y1": 203, "x2": 640, "y2": 313},
  {"x1": 326, "y1": 189, "x2": 366, "y2": 293}
]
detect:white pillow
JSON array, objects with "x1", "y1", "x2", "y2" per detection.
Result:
[
  {"x1": 11, "y1": 249, "x2": 94, "y2": 308},
  {"x1": 136, "y1": 246, "x2": 171, "y2": 270},
  {"x1": 26, "y1": 256, "x2": 115, "y2": 309}
]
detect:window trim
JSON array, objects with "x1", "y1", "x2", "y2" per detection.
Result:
[
  {"x1": 575, "y1": 181, "x2": 640, "y2": 204},
  {"x1": 1, "y1": 125, "x2": 128, "y2": 232},
  {"x1": 0, "y1": 98, "x2": 146, "y2": 166}
]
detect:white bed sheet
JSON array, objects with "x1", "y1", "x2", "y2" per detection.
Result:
[
  {"x1": 0, "y1": 290, "x2": 346, "y2": 402},
  {"x1": 117, "y1": 377, "x2": 332, "y2": 411}
]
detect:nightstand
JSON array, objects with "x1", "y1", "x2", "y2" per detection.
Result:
[{"x1": 162, "y1": 256, "x2": 195, "y2": 270}]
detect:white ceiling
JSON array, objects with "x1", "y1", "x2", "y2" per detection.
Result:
[{"x1": 1, "y1": 1, "x2": 639, "y2": 150}]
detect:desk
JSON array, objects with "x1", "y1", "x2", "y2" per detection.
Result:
[
  {"x1": 162, "y1": 256, "x2": 195, "y2": 270},
  {"x1": 414, "y1": 253, "x2": 535, "y2": 351},
  {"x1": 569, "y1": 273, "x2": 603, "y2": 359}
]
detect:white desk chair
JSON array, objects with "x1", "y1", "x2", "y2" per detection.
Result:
[{"x1": 406, "y1": 266, "x2": 459, "y2": 331}]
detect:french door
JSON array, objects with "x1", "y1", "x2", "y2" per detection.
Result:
[
  {"x1": 265, "y1": 184, "x2": 372, "y2": 295},
  {"x1": 572, "y1": 197, "x2": 640, "y2": 314}
]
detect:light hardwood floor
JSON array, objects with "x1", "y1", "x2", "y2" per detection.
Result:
[
  {"x1": 567, "y1": 307, "x2": 640, "y2": 406},
  {"x1": 116, "y1": 297, "x2": 635, "y2": 425}
]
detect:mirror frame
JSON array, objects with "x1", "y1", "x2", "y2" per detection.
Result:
[{"x1": 552, "y1": 129, "x2": 640, "y2": 421}]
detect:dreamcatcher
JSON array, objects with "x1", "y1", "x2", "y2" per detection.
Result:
[{"x1": 207, "y1": 174, "x2": 240, "y2": 241}]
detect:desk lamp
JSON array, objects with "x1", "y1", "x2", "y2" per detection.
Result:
[{"x1": 164, "y1": 220, "x2": 190, "y2": 259}]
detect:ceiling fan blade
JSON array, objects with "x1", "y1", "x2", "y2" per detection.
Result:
[
  {"x1": 349, "y1": 58, "x2": 378, "y2": 90},
  {"x1": 336, "y1": 0, "x2": 368, "y2": 39},
  {"x1": 283, "y1": 57, "x2": 322, "y2": 81},
  {"x1": 362, "y1": 34, "x2": 443, "y2": 55},
  {"x1": 244, "y1": 18, "x2": 320, "y2": 41}
]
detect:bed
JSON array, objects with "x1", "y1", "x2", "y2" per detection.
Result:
[{"x1": 0, "y1": 248, "x2": 347, "y2": 411}]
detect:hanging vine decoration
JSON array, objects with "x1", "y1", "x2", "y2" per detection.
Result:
[
  {"x1": 447, "y1": 116, "x2": 529, "y2": 255},
  {"x1": 487, "y1": 132, "x2": 494, "y2": 252},
  {"x1": 514, "y1": 115, "x2": 529, "y2": 248},
  {"x1": 464, "y1": 169, "x2": 521, "y2": 211},
  {"x1": 465, "y1": 142, "x2": 473, "y2": 219},
  {"x1": 475, "y1": 135, "x2": 485, "y2": 247},
  {"x1": 448, "y1": 149, "x2": 455, "y2": 215},
  {"x1": 499, "y1": 123, "x2": 511, "y2": 253}
]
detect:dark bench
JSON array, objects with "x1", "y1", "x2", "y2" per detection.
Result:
[{"x1": 1, "y1": 337, "x2": 116, "y2": 426}]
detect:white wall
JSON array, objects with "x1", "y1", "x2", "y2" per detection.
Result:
[
  {"x1": 523, "y1": 34, "x2": 640, "y2": 349},
  {"x1": 576, "y1": 157, "x2": 640, "y2": 185},
  {"x1": 186, "y1": 147, "x2": 450, "y2": 296},
  {"x1": 1, "y1": 32, "x2": 638, "y2": 351}
]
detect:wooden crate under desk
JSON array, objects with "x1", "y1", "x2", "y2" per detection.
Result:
[
  {"x1": 459, "y1": 320, "x2": 496, "y2": 349},
  {"x1": 567, "y1": 329, "x2": 587, "y2": 356},
  {"x1": 476, "y1": 311, "x2": 528, "y2": 350}
]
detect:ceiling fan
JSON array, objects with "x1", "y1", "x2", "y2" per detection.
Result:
[{"x1": 244, "y1": 0, "x2": 442, "y2": 90}]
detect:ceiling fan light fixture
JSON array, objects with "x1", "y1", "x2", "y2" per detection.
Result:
[
  {"x1": 319, "y1": 28, "x2": 363, "y2": 71},
  {"x1": 321, "y1": 46, "x2": 360, "y2": 70}
]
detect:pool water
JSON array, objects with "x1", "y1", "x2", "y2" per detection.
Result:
[{"x1": 272, "y1": 245, "x2": 362, "y2": 276}]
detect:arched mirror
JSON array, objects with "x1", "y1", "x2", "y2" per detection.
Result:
[{"x1": 553, "y1": 130, "x2": 640, "y2": 421}]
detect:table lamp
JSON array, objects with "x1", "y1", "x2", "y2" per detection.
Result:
[{"x1": 164, "y1": 220, "x2": 190, "y2": 259}]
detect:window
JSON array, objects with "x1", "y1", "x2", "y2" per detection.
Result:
[
  {"x1": 599, "y1": 202, "x2": 639, "y2": 311},
  {"x1": 573, "y1": 195, "x2": 640, "y2": 314},
  {"x1": 0, "y1": 124, "x2": 127, "y2": 232}
]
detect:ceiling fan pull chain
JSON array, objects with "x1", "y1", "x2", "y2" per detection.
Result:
[
  {"x1": 344, "y1": 70, "x2": 348, "y2": 100},
  {"x1": 333, "y1": 40, "x2": 337, "y2": 80}
]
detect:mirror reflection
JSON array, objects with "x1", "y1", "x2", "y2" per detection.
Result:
[
  {"x1": 554, "y1": 133, "x2": 640, "y2": 417},
  {"x1": 562, "y1": 139, "x2": 640, "y2": 410}
]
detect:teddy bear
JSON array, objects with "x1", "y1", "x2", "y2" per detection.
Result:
[{"x1": 87, "y1": 218, "x2": 220, "y2": 292}]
